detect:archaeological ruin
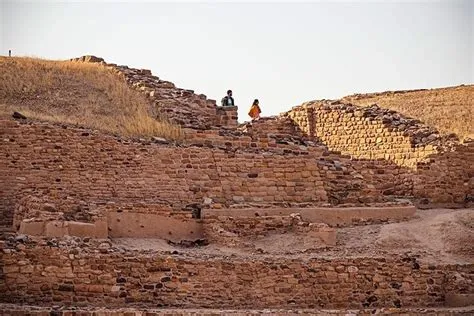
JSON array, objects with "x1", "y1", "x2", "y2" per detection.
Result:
[{"x1": 0, "y1": 56, "x2": 472, "y2": 315}]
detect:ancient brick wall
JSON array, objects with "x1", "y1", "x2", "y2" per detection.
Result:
[
  {"x1": 2, "y1": 118, "x2": 384, "y2": 227},
  {"x1": 203, "y1": 213, "x2": 335, "y2": 246},
  {"x1": 0, "y1": 244, "x2": 472, "y2": 309},
  {"x1": 349, "y1": 159, "x2": 414, "y2": 197},
  {"x1": 215, "y1": 106, "x2": 238, "y2": 127},
  {"x1": 285, "y1": 101, "x2": 473, "y2": 203},
  {"x1": 286, "y1": 101, "x2": 457, "y2": 168},
  {"x1": 239, "y1": 116, "x2": 308, "y2": 140},
  {"x1": 414, "y1": 142, "x2": 474, "y2": 204}
]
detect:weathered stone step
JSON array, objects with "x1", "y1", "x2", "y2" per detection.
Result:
[{"x1": 202, "y1": 205, "x2": 416, "y2": 227}]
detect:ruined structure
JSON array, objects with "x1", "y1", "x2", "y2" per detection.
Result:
[{"x1": 0, "y1": 56, "x2": 472, "y2": 314}]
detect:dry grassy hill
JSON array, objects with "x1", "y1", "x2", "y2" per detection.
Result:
[
  {"x1": 342, "y1": 85, "x2": 474, "y2": 140},
  {"x1": 0, "y1": 57, "x2": 182, "y2": 139}
]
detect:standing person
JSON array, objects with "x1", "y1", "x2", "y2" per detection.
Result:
[
  {"x1": 248, "y1": 99, "x2": 262, "y2": 121},
  {"x1": 221, "y1": 90, "x2": 235, "y2": 106}
]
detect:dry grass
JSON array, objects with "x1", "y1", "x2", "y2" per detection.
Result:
[
  {"x1": 342, "y1": 85, "x2": 474, "y2": 140},
  {"x1": 0, "y1": 57, "x2": 183, "y2": 140}
]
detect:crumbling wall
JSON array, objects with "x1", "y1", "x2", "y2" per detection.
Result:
[
  {"x1": 203, "y1": 213, "x2": 335, "y2": 246},
  {"x1": 70, "y1": 56, "x2": 238, "y2": 129},
  {"x1": 2, "y1": 118, "x2": 383, "y2": 227},
  {"x1": 286, "y1": 101, "x2": 458, "y2": 168},
  {"x1": 285, "y1": 101, "x2": 473, "y2": 203},
  {"x1": 414, "y1": 141, "x2": 474, "y2": 204}
]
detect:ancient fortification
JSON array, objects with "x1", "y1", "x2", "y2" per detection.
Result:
[{"x1": 0, "y1": 55, "x2": 473, "y2": 315}]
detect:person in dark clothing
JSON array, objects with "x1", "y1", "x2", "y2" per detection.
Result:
[{"x1": 221, "y1": 89, "x2": 235, "y2": 106}]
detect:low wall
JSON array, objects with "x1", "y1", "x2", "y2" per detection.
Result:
[
  {"x1": 0, "y1": 245, "x2": 472, "y2": 309},
  {"x1": 202, "y1": 206, "x2": 416, "y2": 227},
  {"x1": 203, "y1": 214, "x2": 336, "y2": 246},
  {"x1": 18, "y1": 220, "x2": 107, "y2": 238},
  {"x1": 107, "y1": 212, "x2": 203, "y2": 242}
]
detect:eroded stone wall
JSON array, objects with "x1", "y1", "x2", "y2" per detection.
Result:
[
  {"x1": 2, "y1": 118, "x2": 383, "y2": 227},
  {"x1": 286, "y1": 101, "x2": 458, "y2": 168},
  {"x1": 0, "y1": 243, "x2": 472, "y2": 309},
  {"x1": 414, "y1": 142, "x2": 474, "y2": 204},
  {"x1": 285, "y1": 101, "x2": 473, "y2": 203},
  {"x1": 203, "y1": 213, "x2": 335, "y2": 246}
]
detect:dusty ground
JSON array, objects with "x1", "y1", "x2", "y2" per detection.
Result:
[{"x1": 113, "y1": 208, "x2": 474, "y2": 264}]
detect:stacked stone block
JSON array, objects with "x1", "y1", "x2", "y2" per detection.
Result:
[
  {"x1": 285, "y1": 101, "x2": 459, "y2": 168},
  {"x1": 285, "y1": 100, "x2": 473, "y2": 204},
  {"x1": 1, "y1": 118, "x2": 386, "y2": 227},
  {"x1": 0, "y1": 241, "x2": 472, "y2": 309}
]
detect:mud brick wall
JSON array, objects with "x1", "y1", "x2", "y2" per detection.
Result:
[
  {"x1": 183, "y1": 125, "x2": 315, "y2": 155},
  {"x1": 3, "y1": 119, "x2": 384, "y2": 226},
  {"x1": 184, "y1": 123, "x2": 384, "y2": 206},
  {"x1": 215, "y1": 106, "x2": 238, "y2": 127},
  {"x1": 350, "y1": 159, "x2": 414, "y2": 197},
  {"x1": 285, "y1": 101, "x2": 473, "y2": 203},
  {"x1": 414, "y1": 142, "x2": 474, "y2": 204},
  {"x1": 203, "y1": 214, "x2": 335, "y2": 246},
  {"x1": 210, "y1": 152, "x2": 328, "y2": 205},
  {"x1": 12, "y1": 195, "x2": 105, "y2": 231},
  {"x1": 316, "y1": 153, "x2": 383, "y2": 205},
  {"x1": 286, "y1": 102, "x2": 446, "y2": 168},
  {"x1": 240, "y1": 116, "x2": 308, "y2": 140},
  {"x1": 0, "y1": 244, "x2": 472, "y2": 309},
  {"x1": 1, "y1": 120, "x2": 195, "y2": 227},
  {"x1": 0, "y1": 307, "x2": 472, "y2": 316}
]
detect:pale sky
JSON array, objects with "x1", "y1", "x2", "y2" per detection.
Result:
[{"x1": 1, "y1": 0, "x2": 472, "y2": 122}]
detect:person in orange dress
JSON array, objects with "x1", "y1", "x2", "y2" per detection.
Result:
[{"x1": 248, "y1": 99, "x2": 262, "y2": 121}]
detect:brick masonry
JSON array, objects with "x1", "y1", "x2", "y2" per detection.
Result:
[
  {"x1": 0, "y1": 242, "x2": 472, "y2": 309},
  {"x1": 285, "y1": 101, "x2": 474, "y2": 205},
  {"x1": 1, "y1": 118, "x2": 386, "y2": 227}
]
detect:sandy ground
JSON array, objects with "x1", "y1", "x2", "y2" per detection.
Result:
[{"x1": 113, "y1": 208, "x2": 474, "y2": 264}]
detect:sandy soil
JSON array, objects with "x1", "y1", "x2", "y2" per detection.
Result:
[{"x1": 113, "y1": 208, "x2": 474, "y2": 264}]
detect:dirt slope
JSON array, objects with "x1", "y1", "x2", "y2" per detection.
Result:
[{"x1": 0, "y1": 57, "x2": 182, "y2": 139}]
